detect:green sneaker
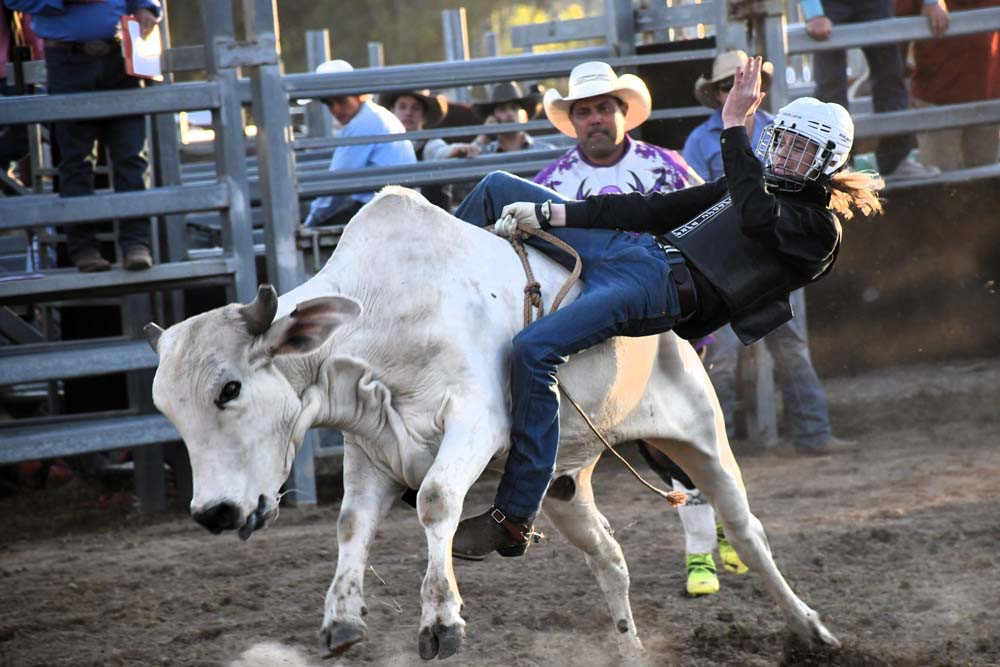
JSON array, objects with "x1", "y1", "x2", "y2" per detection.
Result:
[
  {"x1": 716, "y1": 522, "x2": 749, "y2": 574},
  {"x1": 686, "y1": 553, "x2": 720, "y2": 596}
]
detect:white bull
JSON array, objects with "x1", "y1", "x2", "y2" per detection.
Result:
[{"x1": 146, "y1": 187, "x2": 838, "y2": 661}]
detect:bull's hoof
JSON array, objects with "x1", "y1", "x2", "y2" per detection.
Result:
[
  {"x1": 812, "y1": 619, "x2": 841, "y2": 649},
  {"x1": 786, "y1": 612, "x2": 840, "y2": 651},
  {"x1": 418, "y1": 622, "x2": 464, "y2": 660},
  {"x1": 320, "y1": 619, "x2": 367, "y2": 656}
]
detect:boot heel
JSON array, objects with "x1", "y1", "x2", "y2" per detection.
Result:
[{"x1": 496, "y1": 543, "x2": 528, "y2": 557}]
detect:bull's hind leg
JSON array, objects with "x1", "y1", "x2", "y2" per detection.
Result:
[
  {"x1": 644, "y1": 436, "x2": 840, "y2": 649},
  {"x1": 542, "y1": 460, "x2": 645, "y2": 665}
]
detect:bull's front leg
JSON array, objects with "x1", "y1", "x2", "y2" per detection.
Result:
[
  {"x1": 321, "y1": 439, "x2": 402, "y2": 656},
  {"x1": 415, "y1": 413, "x2": 504, "y2": 660}
]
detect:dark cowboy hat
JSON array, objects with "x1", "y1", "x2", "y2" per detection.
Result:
[
  {"x1": 376, "y1": 89, "x2": 449, "y2": 128},
  {"x1": 472, "y1": 82, "x2": 542, "y2": 120},
  {"x1": 694, "y1": 50, "x2": 774, "y2": 109}
]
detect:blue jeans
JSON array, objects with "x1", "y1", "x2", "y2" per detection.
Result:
[
  {"x1": 703, "y1": 289, "x2": 832, "y2": 449},
  {"x1": 456, "y1": 172, "x2": 683, "y2": 518},
  {"x1": 811, "y1": 0, "x2": 913, "y2": 173}
]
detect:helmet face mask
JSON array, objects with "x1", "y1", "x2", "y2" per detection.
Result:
[
  {"x1": 760, "y1": 97, "x2": 854, "y2": 192},
  {"x1": 762, "y1": 127, "x2": 833, "y2": 192}
]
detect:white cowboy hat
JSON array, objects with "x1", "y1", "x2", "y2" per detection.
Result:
[
  {"x1": 298, "y1": 59, "x2": 369, "y2": 105},
  {"x1": 693, "y1": 50, "x2": 774, "y2": 109},
  {"x1": 543, "y1": 62, "x2": 652, "y2": 138}
]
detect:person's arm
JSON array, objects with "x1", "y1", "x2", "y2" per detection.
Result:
[
  {"x1": 127, "y1": 0, "x2": 162, "y2": 18},
  {"x1": 4, "y1": 0, "x2": 64, "y2": 15},
  {"x1": 718, "y1": 56, "x2": 785, "y2": 240},
  {"x1": 921, "y1": 0, "x2": 949, "y2": 37},
  {"x1": 423, "y1": 138, "x2": 479, "y2": 160},
  {"x1": 561, "y1": 179, "x2": 728, "y2": 234},
  {"x1": 799, "y1": 0, "x2": 833, "y2": 40}
]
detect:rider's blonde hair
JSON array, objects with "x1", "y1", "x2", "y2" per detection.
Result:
[{"x1": 828, "y1": 169, "x2": 885, "y2": 220}]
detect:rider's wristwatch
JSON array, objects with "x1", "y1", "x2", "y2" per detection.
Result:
[{"x1": 535, "y1": 200, "x2": 553, "y2": 229}]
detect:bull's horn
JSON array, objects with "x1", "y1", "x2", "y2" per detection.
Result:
[
  {"x1": 239, "y1": 284, "x2": 279, "y2": 336},
  {"x1": 144, "y1": 322, "x2": 165, "y2": 352}
]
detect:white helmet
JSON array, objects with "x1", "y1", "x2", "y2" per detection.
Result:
[{"x1": 762, "y1": 97, "x2": 854, "y2": 191}]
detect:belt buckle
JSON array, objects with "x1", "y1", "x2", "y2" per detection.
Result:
[{"x1": 83, "y1": 40, "x2": 113, "y2": 57}]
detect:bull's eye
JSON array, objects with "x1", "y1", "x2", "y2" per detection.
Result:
[{"x1": 215, "y1": 380, "x2": 242, "y2": 409}]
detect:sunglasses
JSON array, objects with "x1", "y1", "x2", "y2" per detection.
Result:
[{"x1": 716, "y1": 80, "x2": 734, "y2": 93}]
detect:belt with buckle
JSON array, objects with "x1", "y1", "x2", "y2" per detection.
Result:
[
  {"x1": 44, "y1": 38, "x2": 120, "y2": 57},
  {"x1": 655, "y1": 239, "x2": 698, "y2": 319}
]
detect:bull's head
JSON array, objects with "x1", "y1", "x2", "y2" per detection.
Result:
[{"x1": 145, "y1": 285, "x2": 360, "y2": 539}]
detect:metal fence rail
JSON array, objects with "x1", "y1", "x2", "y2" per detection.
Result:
[
  {"x1": 785, "y1": 6, "x2": 1000, "y2": 54},
  {"x1": 0, "y1": 81, "x2": 220, "y2": 124}
]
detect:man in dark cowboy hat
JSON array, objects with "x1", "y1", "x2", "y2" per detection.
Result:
[
  {"x1": 378, "y1": 88, "x2": 481, "y2": 210},
  {"x1": 472, "y1": 81, "x2": 553, "y2": 154}
]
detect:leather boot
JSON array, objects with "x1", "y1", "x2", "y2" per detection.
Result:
[
  {"x1": 123, "y1": 245, "x2": 153, "y2": 271},
  {"x1": 452, "y1": 507, "x2": 537, "y2": 561},
  {"x1": 71, "y1": 248, "x2": 111, "y2": 273}
]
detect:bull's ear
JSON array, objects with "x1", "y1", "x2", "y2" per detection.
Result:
[
  {"x1": 144, "y1": 323, "x2": 165, "y2": 353},
  {"x1": 240, "y1": 284, "x2": 279, "y2": 337},
  {"x1": 259, "y1": 295, "x2": 361, "y2": 357}
]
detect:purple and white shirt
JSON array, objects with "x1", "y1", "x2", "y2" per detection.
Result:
[{"x1": 533, "y1": 135, "x2": 702, "y2": 199}]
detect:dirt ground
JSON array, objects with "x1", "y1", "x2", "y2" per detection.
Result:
[{"x1": 1, "y1": 357, "x2": 998, "y2": 667}]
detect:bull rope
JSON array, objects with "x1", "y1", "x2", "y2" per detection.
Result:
[{"x1": 493, "y1": 222, "x2": 686, "y2": 508}]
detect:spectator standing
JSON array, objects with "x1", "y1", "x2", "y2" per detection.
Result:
[
  {"x1": 458, "y1": 61, "x2": 746, "y2": 597},
  {"x1": 378, "y1": 88, "x2": 480, "y2": 211},
  {"x1": 7, "y1": 0, "x2": 161, "y2": 272},
  {"x1": 684, "y1": 50, "x2": 849, "y2": 458},
  {"x1": 472, "y1": 82, "x2": 553, "y2": 154},
  {"x1": 304, "y1": 59, "x2": 416, "y2": 227},
  {"x1": 798, "y1": 0, "x2": 939, "y2": 179},
  {"x1": 895, "y1": 0, "x2": 1000, "y2": 170}
]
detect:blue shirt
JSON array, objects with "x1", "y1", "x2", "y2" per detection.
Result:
[
  {"x1": 305, "y1": 100, "x2": 417, "y2": 227},
  {"x1": 7, "y1": 0, "x2": 161, "y2": 42},
  {"x1": 682, "y1": 108, "x2": 773, "y2": 181}
]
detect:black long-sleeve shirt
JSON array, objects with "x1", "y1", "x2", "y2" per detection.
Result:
[{"x1": 562, "y1": 126, "x2": 840, "y2": 338}]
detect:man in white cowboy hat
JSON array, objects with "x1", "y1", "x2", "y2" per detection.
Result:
[
  {"x1": 534, "y1": 61, "x2": 700, "y2": 197},
  {"x1": 472, "y1": 81, "x2": 553, "y2": 154},
  {"x1": 379, "y1": 89, "x2": 481, "y2": 211},
  {"x1": 684, "y1": 50, "x2": 775, "y2": 181},
  {"x1": 686, "y1": 51, "x2": 853, "y2": 463},
  {"x1": 304, "y1": 59, "x2": 416, "y2": 227}
]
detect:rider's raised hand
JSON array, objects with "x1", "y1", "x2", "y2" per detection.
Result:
[{"x1": 721, "y1": 56, "x2": 767, "y2": 129}]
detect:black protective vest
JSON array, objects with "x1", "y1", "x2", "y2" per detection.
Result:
[{"x1": 663, "y1": 196, "x2": 835, "y2": 344}]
